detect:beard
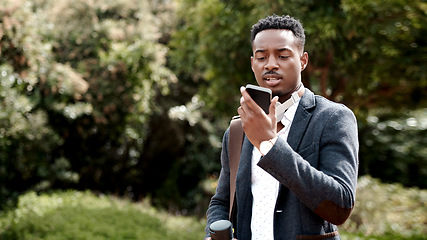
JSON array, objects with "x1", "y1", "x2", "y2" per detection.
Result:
[
  {"x1": 272, "y1": 90, "x2": 285, "y2": 98},
  {"x1": 272, "y1": 82, "x2": 303, "y2": 101}
]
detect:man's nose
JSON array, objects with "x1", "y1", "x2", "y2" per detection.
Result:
[{"x1": 265, "y1": 56, "x2": 279, "y2": 70}]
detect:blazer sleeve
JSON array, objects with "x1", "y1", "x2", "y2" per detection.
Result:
[
  {"x1": 204, "y1": 129, "x2": 232, "y2": 237},
  {"x1": 258, "y1": 104, "x2": 359, "y2": 225}
]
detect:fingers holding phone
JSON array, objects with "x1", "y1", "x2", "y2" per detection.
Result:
[
  {"x1": 239, "y1": 84, "x2": 278, "y2": 118},
  {"x1": 238, "y1": 84, "x2": 278, "y2": 149},
  {"x1": 245, "y1": 84, "x2": 272, "y2": 114},
  {"x1": 239, "y1": 85, "x2": 268, "y2": 116}
]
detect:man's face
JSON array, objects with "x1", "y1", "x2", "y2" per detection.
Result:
[{"x1": 251, "y1": 29, "x2": 308, "y2": 102}]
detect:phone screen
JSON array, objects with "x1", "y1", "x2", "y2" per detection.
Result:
[{"x1": 245, "y1": 84, "x2": 272, "y2": 114}]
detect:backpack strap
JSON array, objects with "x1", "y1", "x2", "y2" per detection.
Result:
[{"x1": 228, "y1": 116, "x2": 244, "y2": 220}]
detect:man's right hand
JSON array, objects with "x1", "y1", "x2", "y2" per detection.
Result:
[{"x1": 238, "y1": 86, "x2": 279, "y2": 149}]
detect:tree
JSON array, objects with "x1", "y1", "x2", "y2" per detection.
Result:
[
  {"x1": 169, "y1": 0, "x2": 427, "y2": 188},
  {"x1": 0, "y1": 0, "x2": 181, "y2": 208},
  {"x1": 171, "y1": 0, "x2": 426, "y2": 113},
  {"x1": 1, "y1": 0, "x2": 425, "y2": 214}
]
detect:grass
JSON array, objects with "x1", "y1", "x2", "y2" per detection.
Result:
[
  {"x1": 0, "y1": 191, "x2": 206, "y2": 240},
  {"x1": 0, "y1": 176, "x2": 426, "y2": 239}
]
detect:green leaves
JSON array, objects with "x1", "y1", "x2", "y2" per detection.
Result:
[
  {"x1": 0, "y1": 0, "x2": 177, "y2": 208},
  {"x1": 342, "y1": 176, "x2": 427, "y2": 237},
  {"x1": 0, "y1": 191, "x2": 206, "y2": 240},
  {"x1": 171, "y1": 0, "x2": 426, "y2": 113},
  {"x1": 169, "y1": 0, "x2": 427, "y2": 194},
  {"x1": 1, "y1": 0, "x2": 426, "y2": 215}
]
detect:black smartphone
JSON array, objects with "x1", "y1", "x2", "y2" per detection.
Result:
[{"x1": 245, "y1": 84, "x2": 272, "y2": 114}]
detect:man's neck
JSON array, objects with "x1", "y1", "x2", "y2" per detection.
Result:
[{"x1": 279, "y1": 83, "x2": 305, "y2": 103}]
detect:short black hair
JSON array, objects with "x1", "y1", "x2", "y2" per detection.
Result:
[{"x1": 250, "y1": 14, "x2": 306, "y2": 51}]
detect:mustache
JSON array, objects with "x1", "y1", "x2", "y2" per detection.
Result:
[{"x1": 263, "y1": 71, "x2": 280, "y2": 76}]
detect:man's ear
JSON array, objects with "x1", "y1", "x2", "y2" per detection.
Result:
[
  {"x1": 251, "y1": 56, "x2": 254, "y2": 72},
  {"x1": 300, "y1": 52, "x2": 309, "y2": 72}
]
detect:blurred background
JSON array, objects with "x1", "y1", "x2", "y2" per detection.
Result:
[{"x1": 0, "y1": 0, "x2": 426, "y2": 239}]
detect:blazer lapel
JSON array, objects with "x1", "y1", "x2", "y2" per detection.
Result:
[
  {"x1": 287, "y1": 89, "x2": 316, "y2": 152},
  {"x1": 276, "y1": 89, "x2": 316, "y2": 208}
]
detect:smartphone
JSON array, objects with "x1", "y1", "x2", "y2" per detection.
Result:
[{"x1": 245, "y1": 84, "x2": 272, "y2": 114}]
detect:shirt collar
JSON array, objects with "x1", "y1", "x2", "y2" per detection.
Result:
[{"x1": 280, "y1": 99, "x2": 300, "y2": 127}]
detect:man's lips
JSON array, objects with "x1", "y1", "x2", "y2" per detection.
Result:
[
  {"x1": 264, "y1": 77, "x2": 281, "y2": 81},
  {"x1": 263, "y1": 73, "x2": 282, "y2": 80},
  {"x1": 263, "y1": 73, "x2": 282, "y2": 86}
]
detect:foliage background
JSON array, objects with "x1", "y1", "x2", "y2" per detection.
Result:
[
  {"x1": 0, "y1": 0, "x2": 426, "y2": 232},
  {"x1": 169, "y1": 0, "x2": 427, "y2": 192},
  {"x1": 0, "y1": 176, "x2": 426, "y2": 239}
]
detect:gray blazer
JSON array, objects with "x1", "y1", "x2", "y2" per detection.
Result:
[{"x1": 205, "y1": 88, "x2": 359, "y2": 240}]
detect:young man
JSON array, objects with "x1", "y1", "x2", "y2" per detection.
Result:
[{"x1": 205, "y1": 15, "x2": 359, "y2": 240}]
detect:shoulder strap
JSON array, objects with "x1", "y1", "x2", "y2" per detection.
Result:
[{"x1": 228, "y1": 116, "x2": 244, "y2": 220}]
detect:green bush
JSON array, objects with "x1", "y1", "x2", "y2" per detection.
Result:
[
  {"x1": 1, "y1": 176, "x2": 425, "y2": 239},
  {"x1": 0, "y1": 191, "x2": 206, "y2": 240},
  {"x1": 0, "y1": 0, "x2": 197, "y2": 211},
  {"x1": 341, "y1": 176, "x2": 427, "y2": 239},
  {"x1": 359, "y1": 110, "x2": 427, "y2": 189}
]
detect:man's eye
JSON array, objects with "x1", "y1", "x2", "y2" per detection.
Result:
[
  {"x1": 257, "y1": 57, "x2": 266, "y2": 61},
  {"x1": 279, "y1": 56, "x2": 290, "y2": 59}
]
